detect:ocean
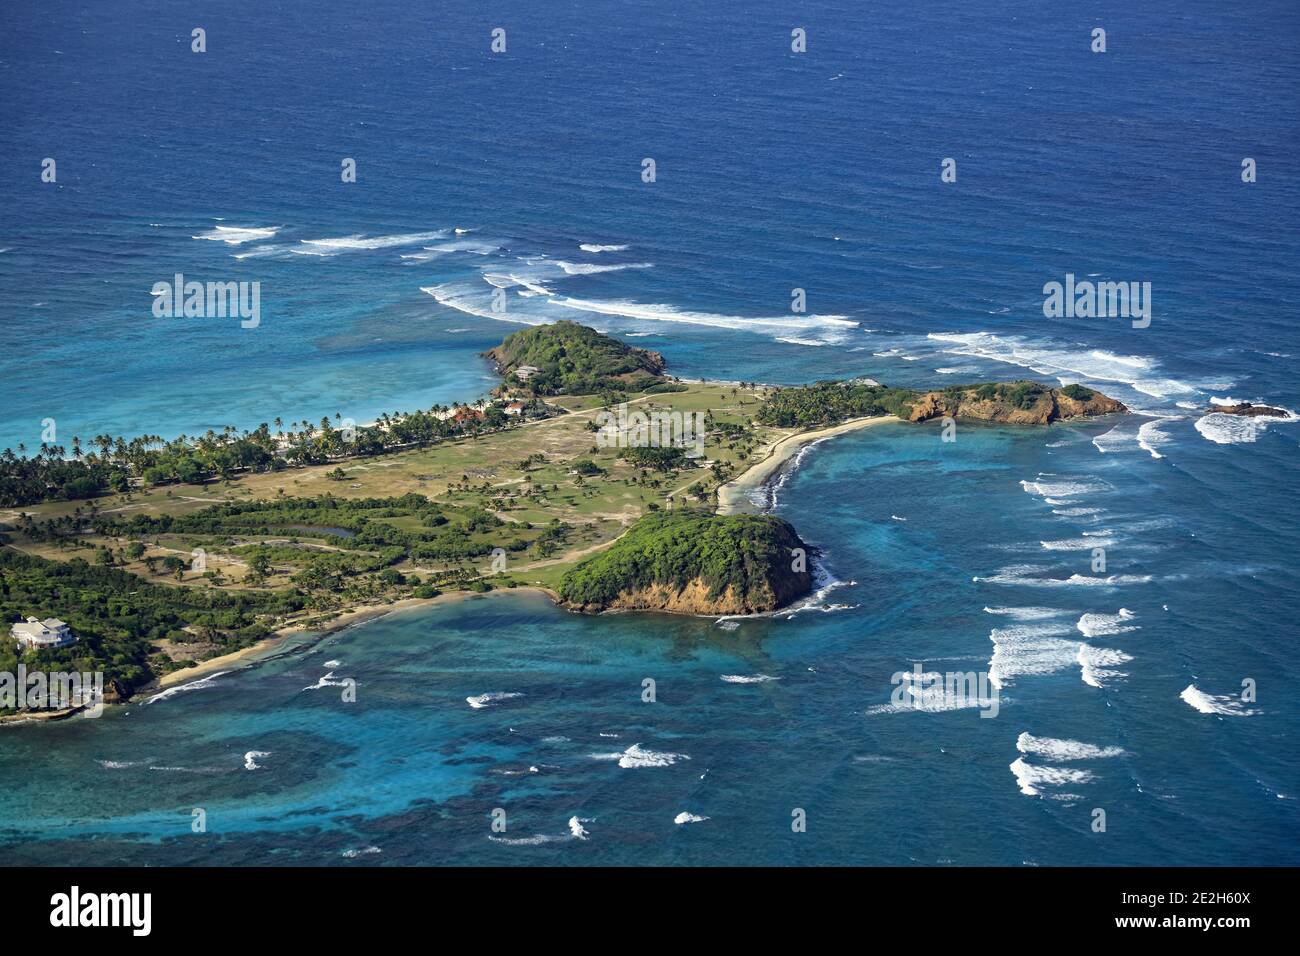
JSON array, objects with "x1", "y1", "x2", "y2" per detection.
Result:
[{"x1": 0, "y1": 0, "x2": 1297, "y2": 865}]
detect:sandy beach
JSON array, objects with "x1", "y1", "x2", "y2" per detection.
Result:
[
  {"x1": 716, "y1": 416, "x2": 896, "y2": 515},
  {"x1": 147, "y1": 586, "x2": 560, "y2": 693},
  {"x1": 151, "y1": 596, "x2": 462, "y2": 690},
  {"x1": 92, "y1": 403, "x2": 895, "y2": 703}
]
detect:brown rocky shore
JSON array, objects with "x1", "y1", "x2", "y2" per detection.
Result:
[
  {"x1": 562, "y1": 575, "x2": 810, "y2": 617},
  {"x1": 1205, "y1": 401, "x2": 1291, "y2": 418},
  {"x1": 907, "y1": 382, "x2": 1126, "y2": 425}
]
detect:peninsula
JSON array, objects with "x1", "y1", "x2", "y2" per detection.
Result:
[{"x1": 0, "y1": 322, "x2": 1126, "y2": 711}]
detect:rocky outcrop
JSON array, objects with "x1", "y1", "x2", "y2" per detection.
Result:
[
  {"x1": 103, "y1": 678, "x2": 133, "y2": 704},
  {"x1": 1206, "y1": 402, "x2": 1290, "y2": 418},
  {"x1": 907, "y1": 382, "x2": 1125, "y2": 425},
  {"x1": 566, "y1": 578, "x2": 802, "y2": 616},
  {"x1": 558, "y1": 511, "x2": 813, "y2": 615}
]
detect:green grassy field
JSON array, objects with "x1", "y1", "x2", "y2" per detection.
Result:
[{"x1": 1, "y1": 381, "x2": 795, "y2": 671}]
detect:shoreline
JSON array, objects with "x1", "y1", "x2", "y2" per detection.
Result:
[
  {"x1": 16, "y1": 385, "x2": 899, "y2": 711},
  {"x1": 716, "y1": 416, "x2": 896, "y2": 515},
  {"x1": 145, "y1": 586, "x2": 560, "y2": 696}
]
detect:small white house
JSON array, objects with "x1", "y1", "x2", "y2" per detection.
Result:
[
  {"x1": 513, "y1": 365, "x2": 542, "y2": 381},
  {"x1": 10, "y1": 617, "x2": 76, "y2": 650}
]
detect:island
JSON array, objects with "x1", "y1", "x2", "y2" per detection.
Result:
[{"x1": 0, "y1": 321, "x2": 1127, "y2": 714}]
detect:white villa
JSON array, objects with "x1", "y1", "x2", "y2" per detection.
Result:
[
  {"x1": 10, "y1": 617, "x2": 76, "y2": 651},
  {"x1": 513, "y1": 365, "x2": 542, "y2": 381}
]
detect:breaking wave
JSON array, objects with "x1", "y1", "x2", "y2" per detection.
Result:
[{"x1": 1180, "y1": 683, "x2": 1256, "y2": 716}]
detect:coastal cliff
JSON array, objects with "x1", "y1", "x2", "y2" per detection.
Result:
[
  {"x1": 757, "y1": 379, "x2": 1125, "y2": 429},
  {"x1": 906, "y1": 382, "x2": 1126, "y2": 425},
  {"x1": 558, "y1": 510, "x2": 812, "y2": 614}
]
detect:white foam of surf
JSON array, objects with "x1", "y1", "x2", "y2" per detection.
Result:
[
  {"x1": 466, "y1": 692, "x2": 524, "y2": 709},
  {"x1": 1136, "y1": 418, "x2": 1176, "y2": 458},
  {"x1": 1092, "y1": 420, "x2": 1157, "y2": 457},
  {"x1": 976, "y1": 565, "x2": 1152, "y2": 588},
  {"x1": 1180, "y1": 683, "x2": 1256, "y2": 716},
  {"x1": 488, "y1": 833, "x2": 568, "y2": 846},
  {"x1": 1195, "y1": 414, "x2": 1258, "y2": 444},
  {"x1": 556, "y1": 260, "x2": 653, "y2": 275},
  {"x1": 341, "y1": 846, "x2": 382, "y2": 858},
  {"x1": 303, "y1": 671, "x2": 349, "y2": 691},
  {"x1": 720, "y1": 674, "x2": 780, "y2": 684},
  {"x1": 243, "y1": 750, "x2": 271, "y2": 771},
  {"x1": 984, "y1": 606, "x2": 1073, "y2": 621},
  {"x1": 928, "y1": 331, "x2": 1215, "y2": 404},
  {"x1": 590, "y1": 743, "x2": 689, "y2": 768},
  {"x1": 400, "y1": 240, "x2": 500, "y2": 260},
  {"x1": 988, "y1": 621, "x2": 1079, "y2": 688},
  {"x1": 1076, "y1": 643, "x2": 1134, "y2": 687},
  {"x1": 1076, "y1": 608, "x2": 1138, "y2": 638},
  {"x1": 1195, "y1": 409, "x2": 1298, "y2": 445},
  {"x1": 777, "y1": 563, "x2": 860, "y2": 618},
  {"x1": 674, "y1": 812, "x2": 709, "y2": 825},
  {"x1": 1009, "y1": 757, "x2": 1094, "y2": 797},
  {"x1": 568, "y1": 816, "x2": 592, "y2": 839},
  {"x1": 579, "y1": 243, "x2": 629, "y2": 253},
  {"x1": 866, "y1": 670, "x2": 993, "y2": 714},
  {"x1": 482, "y1": 272, "x2": 555, "y2": 296},
  {"x1": 142, "y1": 671, "x2": 229, "y2": 704},
  {"x1": 299, "y1": 230, "x2": 448, "y2": 252},
  {"x1": 422, "y1": 284, "x2": 534, "y2": 323},
  {"x1": 1020, "y1": 475, "x2": 1110, "y2": 499},
  {"x1": 1040, "y1": 535, "x2": 1117, "y2": 551},
  {"x1": 231, "y1": 243, "x2": 295, "y2": 259},
  {"x1": 1016, "y1": 732, "x2": 1125, "y2": 761},
  {"x1": 192, "y1": 225, "x2": 279, "y2": 245},
  {"x1": 557, "y1": 296, "x2": 857, "y2": 341}
]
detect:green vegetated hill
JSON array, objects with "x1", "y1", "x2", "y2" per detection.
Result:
[
  {"x1": 484, "y1": 320, "x2": 668, "y2": 394},
  {"x1": 757, "y1": 380, "x2": 1125, "y2": 428},
  {"x1": 904, "y1": 381, "x2": 1125, "y2": 424},
  {"x1": 559, "y1": 509, "x2": 813, "y2": 614}
]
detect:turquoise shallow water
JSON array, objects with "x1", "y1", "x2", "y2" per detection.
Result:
[
  {"x1": 1, "y1": 419, "x2": 1296, "y2": 865},
  {"x1": 1, "y1": 0, "x2": 1298, "y2": 864}
]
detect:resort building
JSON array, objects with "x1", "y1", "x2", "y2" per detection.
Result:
[
  {"x1": 451, "y1": 406, "x2": 485, "y2": 425},
  {"x1": 10, "y1": 617, "x2": 77, "y2": 651},
  {"x1": 513, "y1": 365, "x2": 542, "y2": 381}
]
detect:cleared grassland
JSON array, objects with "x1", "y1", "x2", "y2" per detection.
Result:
[{"x1": 4, "y1": 382, "x2": 787, "y2": 602}]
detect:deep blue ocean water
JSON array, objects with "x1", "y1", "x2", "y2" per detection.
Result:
[{"x1": 1, "y1": 0, "x2": 1297, "y2": 864}]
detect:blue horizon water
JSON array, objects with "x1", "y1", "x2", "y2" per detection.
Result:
[{"x1": 1, "y1": 0, "x2": 1298, "y2": 865}]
